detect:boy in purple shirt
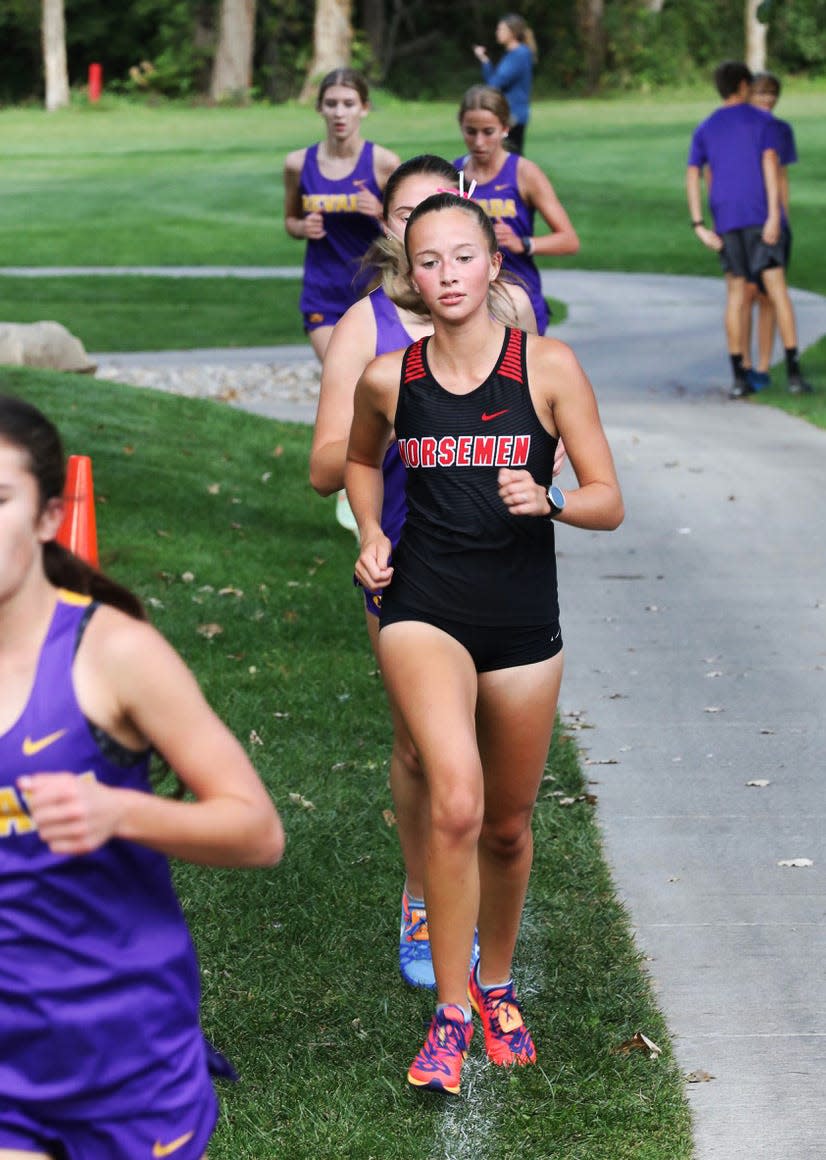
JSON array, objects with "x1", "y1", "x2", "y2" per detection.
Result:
[
  {"x1": 743, "y1": 72, "x2": 799, "y2": 390},
  {"x1": 686, "y1": 60, "x2": 812, "y2": 398}
]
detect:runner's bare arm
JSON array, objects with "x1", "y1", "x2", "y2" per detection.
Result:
[
  {"x1": 345, "y1": 355, "x2": 400, "y2": 586},
  {"x1": 517, "y1": 158, "x2": 580, "y2": 257},
  {"x1": 284, "y1": 149, "x2": 325, "y2": 240},
  {"x1": 21, "y1": 608, "x2": 284, "y2": 867},
  {"x1": 310, "y1": 298, "x2": 378, "y2": 495},
  {"x1": 528, "y1": 336, "x2": 623, "y2": 530}
]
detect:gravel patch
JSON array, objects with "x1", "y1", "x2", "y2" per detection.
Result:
[{"x1": 94, "y1": 358, "x2": 321, "y2": 418}]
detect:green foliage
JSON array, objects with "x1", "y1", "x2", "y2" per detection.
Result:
[
  {"x1": 101, "y1": 0, "x2": 217, "y2": 99},
  {"x1": 255, "y1": 0, "x2": 313, "y2": 102},
  {"x1": 0, "y1": 0, "x2": 40, "y2": 104},
  {"x1": 770, "y1": 0, "x2": 826, "y2": 74},
  {"x1": 597, "y1": 0, "x2": 748, "y2": 91},
  {"x1": 3, "y1": 0, "x2": 826, "y2": 104}
]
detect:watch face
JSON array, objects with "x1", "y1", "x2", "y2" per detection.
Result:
[{"x1": 548, "y1": 485, "x2": 565, "y2": 512}]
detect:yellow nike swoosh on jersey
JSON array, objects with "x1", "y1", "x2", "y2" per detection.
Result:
[
  {"x1": 152, "y1": 1131, "x2": 195, "y2": 1158},
  {"x1": 22, "y1": 729, "x2": 68, "y2": 756}
]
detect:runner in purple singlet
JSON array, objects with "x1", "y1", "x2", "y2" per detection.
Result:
[
  {"x1": 283, "y1": 69, "x2": 401, "y2": 361},
  {"x1": 453, "y1": 85, "x2": 579, "y2": 335},
  {"x1": 0, "y1": 396, "x2": 284, "y2": 1160}
]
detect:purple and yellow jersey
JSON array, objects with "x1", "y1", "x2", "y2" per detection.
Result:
[
  {"x1": 299, "y1": 141, "x2": 383, "y2": 320},
  {"x1": 371, "y1": 286, "x2": 413, "y2": 549},
  {"x1": 454, "y1": 151, "x2": 548, "y2": 334},
  {"x1": 0, "y1": 592, "x2": 213, "y2": 1120}
]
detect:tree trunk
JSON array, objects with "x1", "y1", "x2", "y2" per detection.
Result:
[
  {"x1": 42, "y1": 0, "x2": 69, "y2": 111},
  {"x1": 300, "y1": 0, "x2": 354, "y2": 102},
  {"x1": 576, "y1": 0, "x2": 605, "y2": 93},
  {"x1": 210, "y1": 0, "x2": 257, "y2": 102},
  {"x1": 744, "y1": 0, "x2": 767, "y2": 74}
]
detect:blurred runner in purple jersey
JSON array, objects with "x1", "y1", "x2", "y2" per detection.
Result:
[
  {"x1": 283, "y1": 69, "x2": 401, "y2": 361},
  {"x1": 453, "y1": 85, "x2": 579, "y2": 336},
  {"x1": 0, "y1": 396, "x2": 284, "y2": 1160}
]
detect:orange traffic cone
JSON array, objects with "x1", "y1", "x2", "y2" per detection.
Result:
[{"x1": 56, "y1": 454, "x2": 99, "y2": 567}]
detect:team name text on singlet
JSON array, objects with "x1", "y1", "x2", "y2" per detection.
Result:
[{"x1": 397, "y1": 434, "x2": 531, "y2": 469}]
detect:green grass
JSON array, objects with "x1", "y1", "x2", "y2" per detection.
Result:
[
  {"x1": 0, "y1": 86, "x2": 824, "y2": 349},
  {"x1": 3, "y1": 366, "x2": 693, "y2": 1159},
  {"x1": 0, "y1": 278, "x2": 565, "y2": 352},
  {"x1": 753, "y1": 334, "x2": 826, "y2": 427},
  {"x1": 0, "y1": 276, "x2": 303, "y2": 351}
]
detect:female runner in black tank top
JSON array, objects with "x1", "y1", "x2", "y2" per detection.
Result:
[{"x1": 345, "y1": 193, "x2": 623, "y2": 1096}]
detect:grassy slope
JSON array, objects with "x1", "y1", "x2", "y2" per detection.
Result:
[{"x1": 3, "y1": 366, "x2": 692, "y2": 1158}]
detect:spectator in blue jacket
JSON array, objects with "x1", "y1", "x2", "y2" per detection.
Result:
[{"x1": 472, "y1": 14, "x2": 536, "y2": 155}]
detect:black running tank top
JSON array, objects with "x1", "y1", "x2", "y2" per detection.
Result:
[{"x1": 385, "y1": 327, "x2": 560, "y2": 626}]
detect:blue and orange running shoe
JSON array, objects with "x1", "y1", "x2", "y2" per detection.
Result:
[
  {"x1": 467, "y1": 962, "x2": 536, "y2": 1066},
  {"x1": 399, "y1": 889, "x2": 479, "y2": 989},
  {"x1": 399, "y1": 889, "x2": 436, "y2": 989},
  {"x1": 407, "y1": 1005, "x2": 474, "y2": 1095}
]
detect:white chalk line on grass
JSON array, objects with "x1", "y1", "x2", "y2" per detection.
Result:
[{"x1": 429, "y1": 900, "x2": 549, "y2": 1160}]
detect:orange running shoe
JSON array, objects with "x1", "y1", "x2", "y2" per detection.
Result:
[
  {"x1": 467, "y1": 962, "x2": 536, "y2": 1065},
  {"x1": 407, "y1": 1005, "x2": 473, "y2": 1095}
]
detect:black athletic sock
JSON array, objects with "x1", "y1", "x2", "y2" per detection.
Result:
[
  {"x1": 785, "y1": 347, "x2": 800, "y2": 376},
  {"x1": 730, "y1": 353, "x2": 746, "y2": 381}
]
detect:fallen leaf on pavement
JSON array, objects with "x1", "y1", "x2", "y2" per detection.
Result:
[{"x1": 685, "y1": 1069, "x2": 715, "y2": 1084}]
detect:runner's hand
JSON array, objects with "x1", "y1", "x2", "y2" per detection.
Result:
[
  {"x1": 493, "y1": 219, "x2": 521, "y2": 252},
  {"x1": 695, "y1": 225, "x2": 723, "y2": 253},
  {"x1": 498, "y1": 468, "x2": 550, "y2": 517},
  {"x1": 355, "y1": 188, "x2": 382, "y2": 218},
  {"x1": 762, "y1": 216, "x2": 780, "y2": 246},
  {"x1": 18, "y1": 772, "x2": 124, "y2": 856},
  {"x1": 355, "y1": 533, "x2": 394, "y2": 589},
  {"x1": 553, "y1": 439, "x2": 566, "y2": 477},
  {"x1": 304, "y1": 212, "x2": 326, "y2": 240}
]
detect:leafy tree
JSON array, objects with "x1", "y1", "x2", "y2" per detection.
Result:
[{"x1": 770, "y1": 0, "x2": 826, "y2": 73}]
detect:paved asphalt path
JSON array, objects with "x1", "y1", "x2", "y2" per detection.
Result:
[
  {"x1": 550, "y1": 272, "x2": 826, "y2": 1159},
  {"x1": 94, "y1": 268, "x2": 826, "y2": 1157}
]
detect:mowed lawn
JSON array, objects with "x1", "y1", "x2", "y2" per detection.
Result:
[
  {"x1": 3, "y1": 366, "x2": 693, "y2": 1159},
  {"x1": 1, "y1": 85, "x2": 825, "y2": 344}
]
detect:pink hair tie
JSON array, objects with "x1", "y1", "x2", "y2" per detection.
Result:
[{"x1": 436, "y1": 173, "x2": 477, "y2": 199}]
